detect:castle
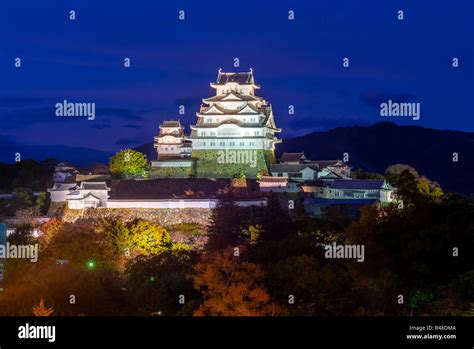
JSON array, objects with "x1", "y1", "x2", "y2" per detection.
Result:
[
  {"x1": 48, "y1": 69, "x2": 396, "y2": 217},
  {"x1": 151, "y1": 69, "x2": 280, "y2": 179}
]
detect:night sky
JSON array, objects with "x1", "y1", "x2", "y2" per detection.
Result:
[{"x1": 0, "y1": 0, "x2": 472, "y2": 157}]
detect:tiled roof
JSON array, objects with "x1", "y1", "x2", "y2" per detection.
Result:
[
  {"x1": 161, "y1": 120, "x2": 182, "y2": 128},
  {"x1": 301, "y1": 180, "x2": 325, "y2": 187},
  {"x1": 158, "y1": 129, "x2": 184, "y2": 137},
  {"x1": 48, "y1": 183, "x2": 78, "y2": 192},
  {"x1": 68, "y1": 192, "x2": 101, "y2": 201},
  {"x1": 311, "y1": 160, "x2": 344, "y2": 169},
  {"x1": 56, "y1": 161, "x2": 74, "y2": 168},
  {"x1": 280, "y1": 152, "x2": 306, "y2": 163},
  {"x1": 109, "y1": 178, "x2": 263, "y2": 200},
  {"x1": 258, "y1": 176, "x2": 288, "y2": 183},
  {"x1": 304, "y1": 198, "x2": 377, "y2": 205},
  {"x1": 318, "y1": 170, "x2": 344, "y2": 179},
  {"x1": 270, "y1": 163, "x2": 317, "y2": 173},
  {"x1": 204, "y1": 92, "x2": 260, "y2": 103},
  {"x1": 215, "y1": 71, "x2": 255, "y2": 85},
  {"x1": 328, "y1": 180, "x2": 385, "y2": 190},
  {"x1": 80, "y1": 182, "x2": 110, "y2": 191}
]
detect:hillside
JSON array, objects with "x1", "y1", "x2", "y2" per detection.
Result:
[{"x1": 276, "y1": 122, "x2": 474, "y2": 194}]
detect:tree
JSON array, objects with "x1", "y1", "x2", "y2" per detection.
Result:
[
  {"x1": 449, "y1": 270, "x2": 474, "y2": 302},
  {"x1": 32, "y1": 298, "x2": 54, "y2": 316},
  {"x1": 408, "y1": 289, "x2": 434, "y2": 313},
  {"x1": 417, "y1": 177, "x2": 443, "y2": 202},
  {"x1": 129, "y1": 220, "x2": 172, "y2": 256},
  {"x1": 38, "y1": 218, "x2": 66, "y2": 248},
  {"x1": 193, "y1": 247, "x2": 283, "y2": 316},
  {"x1": 109, "y1": 149, "x2": 148, "y2": 178},
  {"x1": 13, "y1": 188, "x2": 33, "y2": 206},
  {"x1": 45, "y1": 219, "x2": 117, "y2": 270},
  {"x1": 396, "y1": 170, "x2": 444, "y2": 207},
  {"x1": 396, "y1": 169, "x2": 420, "y2": 207},
  {"x1": 268, "y1": 255, "x2": 357, "y2": 315},
  {"x1": 241, "y1": 225, "x2": 261, "y2": 244},
  {"x1": 35, "y1": 191, "x2": 49, "y2": 214},
  {"x1": 267, "y1": 255, "x2": 319, "y2": 315},
  {"x1": 385, "y1": 164, "x2": 419, "y2": 186},
  {"x1": 13, "y1": 206, "x2": 40, "y2": 225},
  {"x1": 126, "y1": 251, "x2": 198, "y2": 315},
  {"x1": 351, "y1": 169, "x2": 384, "y2": 180},
  {"x1": 207, "y1": 191, "x2": 243, "y2": 250},
  {"x1": 107, "y1": 220, "x2": 132, "y2": 255},
  {"x1": 8, "y1": 224, "x2": 36, "y2": 245},
  {"x1": 260, "y1": 191, "x2": 292, "y2": 241}
]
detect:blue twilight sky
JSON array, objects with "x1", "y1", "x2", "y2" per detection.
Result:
[{"x1": 0, "y1": 0, "x2": 472, "y2": 153}]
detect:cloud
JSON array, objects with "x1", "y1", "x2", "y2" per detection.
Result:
[{"x1": 359, "y1": 91, "x2": 418, "y2": 108}]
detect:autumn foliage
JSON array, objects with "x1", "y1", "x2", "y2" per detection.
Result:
[
  {"x1": 193, "y1": 247, "x2": 283, "y2": 316},
  {"x1": 32, "y1": 298, "x2": 54, "y2": 317}
]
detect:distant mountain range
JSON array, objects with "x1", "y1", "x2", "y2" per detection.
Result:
[
  {"x1": 276, "y1": 122, "x2": 474, "y2": 194},
  {"x1": 0, "y1": 137, "x2": 112, "y2": 168},
  {"x1": 2, "y1": 122, "x2": 472, "y2": 194}
]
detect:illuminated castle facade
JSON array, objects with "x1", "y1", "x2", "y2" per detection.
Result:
[
  {"x1": 152, "y1": 69, "x2": 281, "y2": 179},
  {"x1": 189, "y1": 69, "x2": 281, "y2": 152},
  {"x1": 153, "y1": 120, "x2": 192, "y2": 160}
]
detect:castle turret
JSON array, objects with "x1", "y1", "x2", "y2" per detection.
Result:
[
  {"x1": 154, "y1": 120, "x2": 192, "y2": 160},
  {"x1": 189, "y1": 69, "x2": 281, "y2": 178}
]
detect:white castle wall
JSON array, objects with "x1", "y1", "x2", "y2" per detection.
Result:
[
  {"x1": 106, "y1": 199, "x2": 266, "y2": 209},
  {"x1": 151, "y1": 160, "x2": 193, "y2": 168},
  {"x1": 107, "y1": 199, "x2": 217, "y2": 209}
]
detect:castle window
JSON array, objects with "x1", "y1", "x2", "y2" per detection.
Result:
[
  {"x1": 230, "y1": 141, "x2": 235, "y2": 147},
  {"x1": 210, "y1": 131, "x2": 216, "y2": 136},
  {"x1": 206, "y1": 118, "x2": 212, "y2": 123},
  {"x1": 239, "y1": 142, "x2": 244, "y2": 146},
  {"x1": 210, "y1": 142, "x2": 215, "y2": 146},
  {"x1": 220, "y1": 141, "x2": 225, "y2": 147},
  {"x1": 254, "y1": 131, "x2": 259, "y2": 136}
]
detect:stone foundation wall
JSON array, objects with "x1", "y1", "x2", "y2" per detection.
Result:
[
  {"x1": 61, "y1": 207, "x2": 212, "y2": 227},
  {"x1": 47, "y1": 201, "x2": 67, "y2": 217},
  {"x1": 150, "y1": 166, "x2": 194, "y2": 178},
  {"x1": 192, "y1": 149, "x2": 272, "y2": 179}
]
